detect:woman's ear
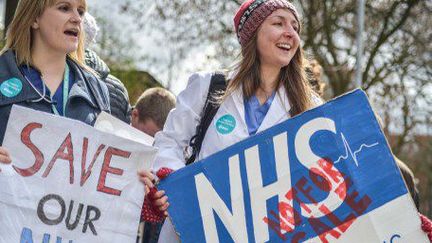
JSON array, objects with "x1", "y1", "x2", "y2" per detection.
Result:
[{"x1": 32, "y1": 19, "x2": 40, "y2": 29}]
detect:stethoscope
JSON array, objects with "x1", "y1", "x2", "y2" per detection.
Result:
[
  {"x1": 18, "y1": 59, "x2": 71, "y2": 116},
  {"x1": 21, "y1": 70, "x2": 54, "y2": 104},
  {"x1": 15, "y1": 53, "x2": 54, "y2": 104}
]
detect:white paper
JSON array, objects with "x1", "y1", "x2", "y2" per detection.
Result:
[
  {"x1": 94, "y1": 111, "x2": 154, "y2": 146},
  {"x1": 0, "y1": 105, "x2": 157, "y2": 243}
]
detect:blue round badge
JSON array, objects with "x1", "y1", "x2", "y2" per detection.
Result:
[
  {"x1": 216, "y1": 114, "x2": 236, "y2": 135},
  {"x1": 0, "y1": 78, "x2": 22, "y2": 98}
]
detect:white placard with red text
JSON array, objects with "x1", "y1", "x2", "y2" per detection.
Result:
[{"x1": 0, "y1": 105, "x2": 156, "y2": 243}]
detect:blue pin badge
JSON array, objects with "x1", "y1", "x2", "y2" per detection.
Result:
[
  {"x1": 1, "y1": 78, "x2": 23, "y2": 98},
  {"x1": 216, "y1": 114, "x2": 236, "y2": 135}
]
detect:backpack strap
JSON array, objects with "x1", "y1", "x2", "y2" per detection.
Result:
[{"x1": 186, "y1": 72, "x2": 227, "y2": 165}]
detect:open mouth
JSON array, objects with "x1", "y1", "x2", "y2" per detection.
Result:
[
  {"x1": 64, "y1": 29, "x2": 79, "y2": 38},
  {"x1": 276, "y1": 43, "x2": 292, "y2": 51}
]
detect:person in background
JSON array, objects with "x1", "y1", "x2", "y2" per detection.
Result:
[
  {"x1": 397, "y1": 157, "x2": 431, "y2": 241},
  {"x1": 83, "y1": 12, "x2": 132, "y2": 123},
  {"x1": 131, "y1": 87, "x2": 176, "y2": 137},
  {"x1": 130, "y1": 87, "x2": 176, "y2": 243}
]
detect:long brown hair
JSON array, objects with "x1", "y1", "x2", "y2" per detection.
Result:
[
  {"x1": 0, "y1": 0, "x2": 87, "y2": 67},
  {"x1": 225, "y1": 18, "x2": 314, "y2": 117}
]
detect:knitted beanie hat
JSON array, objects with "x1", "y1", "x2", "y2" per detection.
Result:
[
  {"x1": 83, "y1": 12, "x2": 99, "y2": 47},
  {"x1": 234, "y1": 0, "x2": 300, "y2": 47}
]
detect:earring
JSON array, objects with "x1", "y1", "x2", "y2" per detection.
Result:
[{"x1": 32, "y1": 22, "x2": 39, "y2": 29}]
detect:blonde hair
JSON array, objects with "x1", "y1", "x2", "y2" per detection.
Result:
[{"x1": 1, "y1": 0, "x2": 87, "y2": 67}]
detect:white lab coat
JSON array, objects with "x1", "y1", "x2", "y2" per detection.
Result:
[{"x1": 153, "y1": 71, "x2": 320, "y2": 243}]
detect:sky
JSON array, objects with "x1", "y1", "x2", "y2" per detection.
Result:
[
  {"x1": 86, "y1": 0, "x2": 208, "y2": 94},
  {"x1": 0, "y1": 0, "x2": 4, "y2": 29}
]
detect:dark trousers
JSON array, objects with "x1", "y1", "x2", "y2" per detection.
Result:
[{"x1": 137, "y1": 221, "x2": 163, "y2": 243}]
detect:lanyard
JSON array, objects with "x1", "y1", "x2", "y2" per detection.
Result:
[{"x1": 51, "y1": 64, "x2": 70, "y2": 116}]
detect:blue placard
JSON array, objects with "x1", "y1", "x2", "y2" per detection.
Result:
[{"x1": 158, "y1": 90, "x2": 410, "y2": 243}]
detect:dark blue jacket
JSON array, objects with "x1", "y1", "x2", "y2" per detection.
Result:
[
  {"x1": 0, "y1": 50, "x2": 111, "y2": 145},
  {"x1": 85, "y1": 49, "x2": 131, "y2": 123}
]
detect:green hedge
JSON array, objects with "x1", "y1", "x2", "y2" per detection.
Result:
[{"x1": 110, "y1": 69, "x2": 162, "y2": 104}]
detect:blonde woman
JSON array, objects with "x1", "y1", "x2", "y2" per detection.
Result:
[
  {"x1": 139, "y1": 1, "x2": 321, "y2": 242},
  {"x1": 0, "y1": 0, "x2": 110, "y2": 162}
]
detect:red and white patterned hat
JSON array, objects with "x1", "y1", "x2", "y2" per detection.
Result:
[{"x1": 234, "y1": 0, "x2": 300, "y2": 48}]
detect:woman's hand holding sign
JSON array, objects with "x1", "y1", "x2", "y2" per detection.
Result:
[
  {"x1": 138, "y1": 170, "x2": 157, "y2": 195},
  {"x1": 138, "y1": 168, "x2": 173, "y2": 222},
  {"x1": 0, "y1": 146, "x2": 11, "y2": 164}
]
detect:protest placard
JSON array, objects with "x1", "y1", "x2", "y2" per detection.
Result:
[
  {"x1": 158, "y1": 89, "x2": 428, "y2": 243},
  {"x1": 0, "y1": 105, "x2": 156, "y2": 243},
  {"x1": 94, "y1": 111, "x2": 154, "y2": 146}
]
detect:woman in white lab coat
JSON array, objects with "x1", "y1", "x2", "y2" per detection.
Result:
[{"x1": 139, "y1": 0, "x2": 320, "y2": 242}]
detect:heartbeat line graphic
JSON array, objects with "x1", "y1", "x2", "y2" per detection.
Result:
[{"x1": 334, "y1": 133, "x2": 379, "y2": 167}]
